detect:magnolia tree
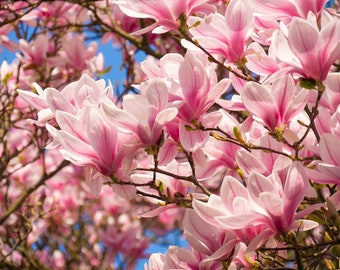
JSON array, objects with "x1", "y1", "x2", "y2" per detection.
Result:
[{"x1": 1, "y1": 0, "x2": 340, "y2": 269}]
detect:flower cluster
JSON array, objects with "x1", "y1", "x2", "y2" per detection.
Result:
[{"x1": 1, "y1": 0, "x2": 340, "y2": 269}]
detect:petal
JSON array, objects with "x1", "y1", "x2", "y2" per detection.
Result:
[
  {"x1": 155, "y1": 107, "x2": 178, "y2": 126},
  {"x1": 320, "y1": 134, "x2": 340, "y2": 166},
  {"x1": 242, "y1": 82, "x2": 279, "y2": 130},
  {"x1": 247, "y1": 172, "x2": 277, "y2": 207},
  {"x1": 55, "y1": 110, "x2": 86, "y2": 141},
  {"x1": 17, "y1": 89, "x2": 48, "y2": 110},
  {"x1": 205, "y1": 78, "x2": 231, "y2": 111},
  {"x1": 271, "y1": 75, "x2": 295, "y2": 118},
  {"x1": 193, "y1": 196, "x2": 227, "y2": 228},
  {"x1": 46, "y1": 88, "x2": 76, "y2": 115},
  {"x1": 237, "y1": 149, "x2": 270, "y2": 176},
  {"x1": 179, "y1": 121, "x2": 209, "y2": 152},
  {"x1": 145, "y1": 79, "x2": 169, "y2": 109},
  {"x1": 259, "y1": 192, "x2": 283, "y2": 216},
  {"x1": 101, "y1": 98, "x2": 139, "y2": 133},
  {"x1": 220, "y1": 176, "x2": 248, "y2": 210},
  {"x1": 58, "y1": 130, "x2": 95, "y2": 159},
  {"x1": 284, "y1": 162, "x2": 307, "y2": 213},
  {"x1": 215, "y1": 214, "x2": 264, "y2": 230},
  {"x1": 179, "y1": 53, "x2": 207, "y2": 112},
  {"x1": 158, "y1": 140, "x2": 179, "y2": 166},
  {"x1": 288, "y1": 18, "x2": 321, "y2": 79},
  {"x1": 86, "y1": 106, "x2": 118, "y2": 168},
  {"x1": 284, "y1": 88, "x2": 308, "y2": 122}
]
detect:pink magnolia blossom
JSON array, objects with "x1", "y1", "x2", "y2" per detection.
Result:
[
  {"x1": 101, "y1": 78, "x2": 178, "y2": 147},
  {"x1": 194, "y1": 158, "x2": 318, "y2": 248},
  {"x1": 115, "y1": 0, "x2": 215, "y2": 34},
  {"x1": 195, "y1": 110, "x2": 241, "y2": 181},
  {"x1": 17, "y1": 74, "x2": 114, "y2": 124},
  {"x1": 271, "y1": 13, "x2": 340, "y2": 81},
  {"x1": 186, "y1": 0, "x2": 253, "y2": 63},
  {"x1": 193, "y1": 174, "x2": 272, "y2": 247},
  {"x1": 51, "y1": 34, "x2": 99, "y2": 72},
  {"x1": 145, "y1": 210, "x2": 238, "y2": 269},
  {"x1": 20, "y1": 1, "x2": 89, "y2": 26},
  {"x1": 251, "y1": 16, "x2": 281, "y2": 45},
  {"x1": 183, "y1": 210, "x2": 239, "y2": 263},
  {"x1": 245, "y1": 42, "x2": 282, "y2": 80},
  {"x1": 18, "y1": 34, "x2": 49, "y2": 66},
  {"x1": 236, "y1": 135, "x2": 284, "y2": 177},
  {"x1": 251, "y1": 0, "x2": 328, "y2": 21},
  {"x1": 141, "y1": 53, "x2": 183, "y2": 83},
  {"x1": 242, "y1": 75, "x2": 308, "y2": 131},
  {"x1": 46, "y1": 104, "x2": 136, "y2": 181},
  {"x1": 5, "y1": 0, "x2": 340, "y2": 267},
  {"x1": 176, "y1": 52, "x2": 231, "y2": 151},
  {"x1": 145, "y1": 244, "x2": 236, "y2": 270}
]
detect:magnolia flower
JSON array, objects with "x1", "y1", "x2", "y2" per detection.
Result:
[
  {"x1": 45, "y1": 103, "x2": 137, "y2": 197},
  {"x1": 194, "y1": 158, "x2": 318, "y2": 249},
  {"x1": 17, "y1": 74, "x2": 114, "y2": 124},
  {"x1": 251, "y1": 0, "x2": 328, "y2": 21},
  {"x1": 187, "y1": 0, "x2": 253, "y2": 63},
  {"x1": 242, "y1": 74, "x2": 308, "y2": 131},
  {"x1": 115, "y1": 0, "x2": 215, "y2": 34},
  {"x1": 176, "y1": 52, "x2": 231, "y2": 151},
  {"x1": 271, "y1": 12, "x2": 340, "y2": 81},
  {"x1": 101, "y1": 78, "x2": 178, "y2": 147},
  {"x1": 18, "y1": 34, "x2": 49, "y2": 66}
]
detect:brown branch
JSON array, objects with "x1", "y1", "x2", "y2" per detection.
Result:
[
  {"x1": 0, "y1": 1, "x2": 44, "y2": 28},
  {"x1": 0, "y1": 160, "x2": 70, "y2": 225}
]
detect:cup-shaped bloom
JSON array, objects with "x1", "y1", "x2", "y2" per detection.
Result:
[
  {"x1": 177, "y1": 52, "x2": 231, "y2": 151},
  {"x1": 246, "y1": 161, "x2": 306, "y2": 233},
  {"x1": 101, "y1": 79, "x2": 178, "y2": 147},
  {"x1": 272, "y1": 13, "x2": 340, "y2": 81},
  {"x1": 193, "y1": 174, "x2": 272, "y2": 249},
  {"x1": 236, "y1": 135, "x2": 282, "y2": 177},
  {"x1": 57, "y1": 35, "x2": 98, "y2": 71},
  {"x1": 46, "y1": 104, "x2": 134, "y2": 178},
  {"x1": 18, "y1": 34, "x2": 49, "y2": 66},
  {"x1": 251, "y1": 0, "x2": 327, "y2": 20},
  {"x1": 116, "y1": 0, "x2": 215, "y2": 34},
  {"x1": 146, "y1": 241, "x2": 237, "y2": 270},
  {"x1": 187, "y1": 0, "x2": 253, "y2": 63},
  {"x1": 242, "y1": 74, "x2": 308, "y2": 131},
  {"x1": 183, "y1": 210, "x2": 239, "y2": 262},
  {"x1": 17, "y1": 74, "x2": 114, "y2": 124},
  {"x1": 194, "y1": 158, "x2": 317, "y2": 247}
]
